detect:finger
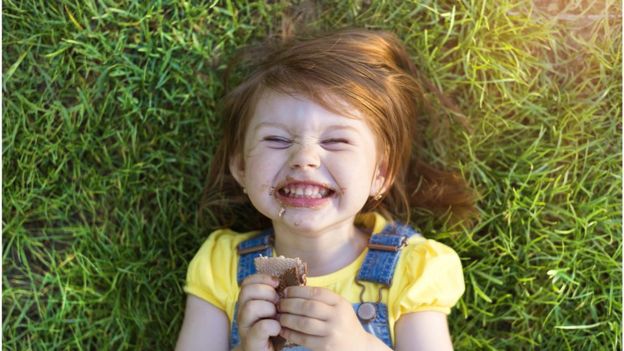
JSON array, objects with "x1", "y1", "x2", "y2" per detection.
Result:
[
  {"x1": 241, "y1": 273, "x2": 279, "y2": 288},
  {"x1": 279, "y1": 327, "x2": 319, "y2": 348},
  {"x1": 238, "y1": 283, "x2": 280, "y2": 306},
  {"x1": 245, "y1": 319, "x2": 281, "y2": 349},
  {"x1": 239, "y1": 300, "x2": 277, "y2": 329},
  {"x1": 278, "y1": 298, "x2": 333, "y2": 320},
  {"x1": 278, "y1": 313, "x2": 327, "y2": 336},
  {"x1": 283, "y1": 286, "x2": 341, "y2": 306}
]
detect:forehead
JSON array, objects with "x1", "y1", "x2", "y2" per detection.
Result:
[{"x1": 249, "y1": 89, "x2": 368, "y2": 131}]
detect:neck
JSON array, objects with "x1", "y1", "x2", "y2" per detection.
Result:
[{"x1": 272, "y1": 219, "x2": 370, "y2": 277}]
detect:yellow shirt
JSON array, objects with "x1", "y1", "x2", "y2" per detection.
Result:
[{"x1": 184, "y1": 212, "x2": 464, "y2": 344}]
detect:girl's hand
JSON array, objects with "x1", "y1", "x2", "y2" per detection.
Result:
[
  {"x1": 236, "y1": 274, "x2": 281, "y2": 351},
  {"x1": 277, "y1": 286, "x2": 383, "y2": 351}
]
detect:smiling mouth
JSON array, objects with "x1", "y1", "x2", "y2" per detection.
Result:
[{"x1": 277, "y1": 183, "x2": 336, "y2": 199}]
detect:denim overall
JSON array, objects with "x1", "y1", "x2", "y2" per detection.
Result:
[{"x1": 229, "y1": 222, "x2": 420, "y2": 350}]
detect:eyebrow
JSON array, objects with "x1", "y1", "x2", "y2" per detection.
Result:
[
  {"x1": 254, "y1": 122, "x2": 360, "y2": 133},
  {"x1": 254, "y1": 122, "x2": 288, "y2": 131}
]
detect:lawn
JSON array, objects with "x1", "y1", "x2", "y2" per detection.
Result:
[{"x1": 3, "y1": 0, "x2": 621, "y2": 350}]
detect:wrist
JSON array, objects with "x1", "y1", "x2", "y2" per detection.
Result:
[{"x1": 362, "y1": 332, "x2": 393, "y2": 351}]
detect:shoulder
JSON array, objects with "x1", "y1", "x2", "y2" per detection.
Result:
[
  {"x1": 369, "y1": 215, "x2": 461, "y2": 267},
  {"x1": 400, "y1": 236, "x2": 463, "y2": 278},
  {"x1": 367, "y1": 215, "x2": 462, "y2": 275},
  {"x1": 404, "y1": 235, "x2": 460, "y2": 259},
  {"x1": 184, "y1": 228, "x2": 262, "y2": 306},
  {"x1": 390, "y1": 234, "x2": 465, "y2": 314},
  {"x1": 188, "y1": 228, "x2": 262, "y2": 278},
  {"x1": 194, "y1": 228, "x2": 261, "y2": 257}
]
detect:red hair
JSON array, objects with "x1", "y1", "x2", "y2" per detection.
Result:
[{"x1": 200, "y1": 28, "x2": 477, "y2": 230}]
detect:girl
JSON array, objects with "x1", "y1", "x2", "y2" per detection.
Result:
[{"x1": 176, "y1": 28, "x2": 476, "y2": 351}]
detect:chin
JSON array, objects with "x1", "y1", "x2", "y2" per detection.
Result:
[
  {"x1": 276, "y1": 210, "x2": 357, "y2": 234},
  {"x1": 281, "y1": 219, "x2": 325, "y2": 233}
]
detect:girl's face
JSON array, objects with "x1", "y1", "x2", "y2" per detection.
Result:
[{"x1": 230, "y1": 90, "x2": 385, "y2": 234}]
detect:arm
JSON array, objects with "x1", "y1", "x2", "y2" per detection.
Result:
[
  {"x1": 394, "y1": 311, "x2": 454, "y2": 351},
  {"x1": 177, "y1": 273, "x2": 280, "y2": 351},
  {"x1": 175, "y1": 294, "x2": 230, "y2": 351}
]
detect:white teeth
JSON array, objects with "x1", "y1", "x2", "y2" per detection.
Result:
[{"x1": 280, "y1": 184, "x2": 331, "y2": 198}]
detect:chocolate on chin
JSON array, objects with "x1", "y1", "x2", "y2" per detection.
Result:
[{"x1": 254, "y1": 256, "x2": 308, "y2": 350}]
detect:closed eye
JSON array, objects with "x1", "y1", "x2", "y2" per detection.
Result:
[
  {"x1": 263, "y1": 136, "x2": 292, "y2": 148},
  {"x1": 322, "y1": 138, "x2": 349, "y2": 144},
  {"x1": 321, "y1": 138, "x2": 351, "y2": 150}
]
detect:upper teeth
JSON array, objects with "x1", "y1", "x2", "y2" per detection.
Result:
[{"x1": 282, "y1": 185, "x2": 330, "y2": 198}]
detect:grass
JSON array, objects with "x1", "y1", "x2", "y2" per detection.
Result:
[{"x1": 3, "y1": 0, "x2": 621, "y2": 350}]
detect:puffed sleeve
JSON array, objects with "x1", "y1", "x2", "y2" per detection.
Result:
[
  {"x1": 183, "y1": 229, "x2": 240, "y2": 314},
  {"x1": 393, "y1": 238, "x2": 465, "y2": 315}
]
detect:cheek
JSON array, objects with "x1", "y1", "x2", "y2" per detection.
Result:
[
  {"x1": 244, "y1": 152, "x2": 280, "y2": 185},
  {"x1": 329, "y1": 155, "x2": 377, "y2": 188}
]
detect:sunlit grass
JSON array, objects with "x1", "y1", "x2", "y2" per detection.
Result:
[{"x1": 3, "y1": 0, "x2": 621, "y2": 349}]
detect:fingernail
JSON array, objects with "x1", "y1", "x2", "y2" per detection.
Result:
[{"x1": 282, "y1": 287, "x2": 289, "y2": 296}]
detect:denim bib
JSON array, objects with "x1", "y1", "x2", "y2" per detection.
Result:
[{"x1": 230, "y1": 222, "x2": 420, "y2": 350}]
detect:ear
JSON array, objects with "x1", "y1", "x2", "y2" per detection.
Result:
[
  {"x1": 370, "y1": 161, "x2": 388, "y2": 197},
  {"x1": 229, "y1": 153, "x2": 246, "y2": 187}
]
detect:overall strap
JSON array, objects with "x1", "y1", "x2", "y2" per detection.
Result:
[
  {"x1": 236, "y1": 228, "x2": 274, "y2": 285},
  {"x1": 356, "y1": 222, "x2": 421, "y2": 286}
]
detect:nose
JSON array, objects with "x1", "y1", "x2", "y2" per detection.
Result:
[{"x1": 288, "y1": 142, "x2": 321, "y2": 169}]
